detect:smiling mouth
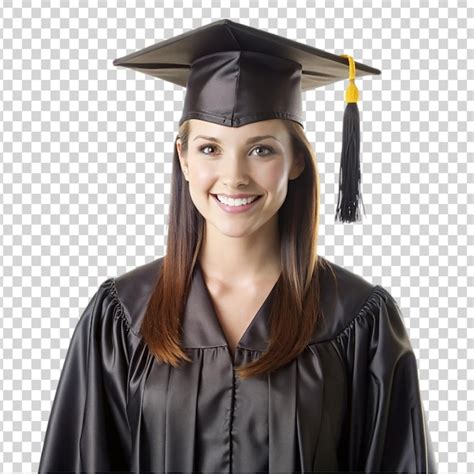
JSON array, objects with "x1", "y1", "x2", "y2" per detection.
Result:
[{"x1": 210, "y1": 194, "x2": 262, "y2": 203}]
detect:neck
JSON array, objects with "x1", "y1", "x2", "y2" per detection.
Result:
[{"x1": 198, "y1": 217, "x2": 281, "y2": 288}]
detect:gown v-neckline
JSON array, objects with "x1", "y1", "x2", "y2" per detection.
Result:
[{"x1": 195, "y1": 261, "x2": 281, "y2": 364}]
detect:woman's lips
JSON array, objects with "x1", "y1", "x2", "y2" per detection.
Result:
[{"x1": 211, "y1": 194, "x2": 263, "y2": 213}]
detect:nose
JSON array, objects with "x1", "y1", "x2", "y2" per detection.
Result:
[{"x1": 220, "y1": 153, "x2": 250, "y2": 185}]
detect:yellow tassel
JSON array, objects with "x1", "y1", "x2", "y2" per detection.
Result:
[
  {"x1": 335, "y1": 53, "x2": 365, "y2": 222},
  {"x1": 340, "y1": 54, "x2": 359, "y2": 103}
]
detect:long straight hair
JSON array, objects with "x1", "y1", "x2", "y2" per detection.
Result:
[{"x1": 140, "y1": 118, "x2": 335, "y2": 380}]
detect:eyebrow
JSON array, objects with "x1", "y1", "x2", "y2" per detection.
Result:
[{"x1": 192, "y1": 134, "x2": 281, "y2": 144}]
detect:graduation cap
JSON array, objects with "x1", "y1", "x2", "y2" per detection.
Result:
[{"x1": 113, "y1": 19, "x2": 381, "y2": 222}]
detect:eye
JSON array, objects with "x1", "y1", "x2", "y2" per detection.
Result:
[
  {"x1": 250, "y1": 145, "x2": 274, "y2": 157},
  {"x1": 199, "y1": 144, "x2": 217, "y2": 155},
  {"x1": 198, "y1": 143, "x2": 274, "y2": 157}
]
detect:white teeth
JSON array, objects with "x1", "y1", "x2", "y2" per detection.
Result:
[{"x1": 216, "y1": 195, "x2": 259, "y2": 206}]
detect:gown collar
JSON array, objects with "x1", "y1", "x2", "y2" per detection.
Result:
[
  {"x1": 180, "y1": 260, "x2": 279, "y2": 351},
  {"x1": 116, "y1": 255, "x2": 379, "y2": 352}
]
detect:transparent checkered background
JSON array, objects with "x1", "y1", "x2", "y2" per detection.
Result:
[{"x1": 0, "y1": 1, "x2": 471, "y2": 473}]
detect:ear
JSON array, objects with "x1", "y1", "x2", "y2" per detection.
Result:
[
  {"x1": 289, "y1": 152, "x2": 305, "y2": 180},
  {"x1": 176, "y1": 138, "x2": 189, "y2": 181}
]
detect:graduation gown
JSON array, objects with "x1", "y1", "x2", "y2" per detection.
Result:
[{"x1": 38, "y1": 256, "x2": 437, "y2": 473}]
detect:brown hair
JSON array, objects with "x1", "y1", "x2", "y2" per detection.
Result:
[{"x1": 140, "y1": 118, "x2": 335, "y2": 380}]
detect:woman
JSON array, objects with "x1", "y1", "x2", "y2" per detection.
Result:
[{"x1": 39, "y1": 19, "x2": 437, "y2": 473}]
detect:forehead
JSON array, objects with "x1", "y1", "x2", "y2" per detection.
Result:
[{"x1": 189, "y1": 118, "x2": 286, "y2": 141}]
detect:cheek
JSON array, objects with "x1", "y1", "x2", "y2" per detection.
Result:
[
  {"x1": 188, "y1": 162, "x2": 215, "y2": 189},
  {"x1": 187, "y1": 159, "x2": 289, "y2": 196},
  {"x1": 256, "y1": 163, "x2": 289, "y2": 193}
]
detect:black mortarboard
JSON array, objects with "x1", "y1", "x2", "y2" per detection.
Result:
[{"x1": 113, "y1": 19, "x2": 381, "y2": 222}]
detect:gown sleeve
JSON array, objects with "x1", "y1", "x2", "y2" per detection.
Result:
[
  {"x1": 38, "y1": 278, "x2": 131, "y2": 473},
  {"x1": 335, "y1": 285, "x2": 438, "y2": 473}
]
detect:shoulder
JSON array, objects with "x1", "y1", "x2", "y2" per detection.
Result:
[
  {"x1": 112, "y1": 256, "x2": 165, "y2": 336},
  {"x1": 109, "y1": 255, "x2": 391, "y2": 343},
  {"x1": 311, "y1": 256, "x2": 383, "y2": 342}
]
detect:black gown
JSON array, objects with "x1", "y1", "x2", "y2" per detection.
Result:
[{"x1": 38, "y1": 256, "x2": 437, "y2": 473}]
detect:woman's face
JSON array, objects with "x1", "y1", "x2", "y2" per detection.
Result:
[{"x1": 176, "y1": 118, "x2": 304, "y2": 239}]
